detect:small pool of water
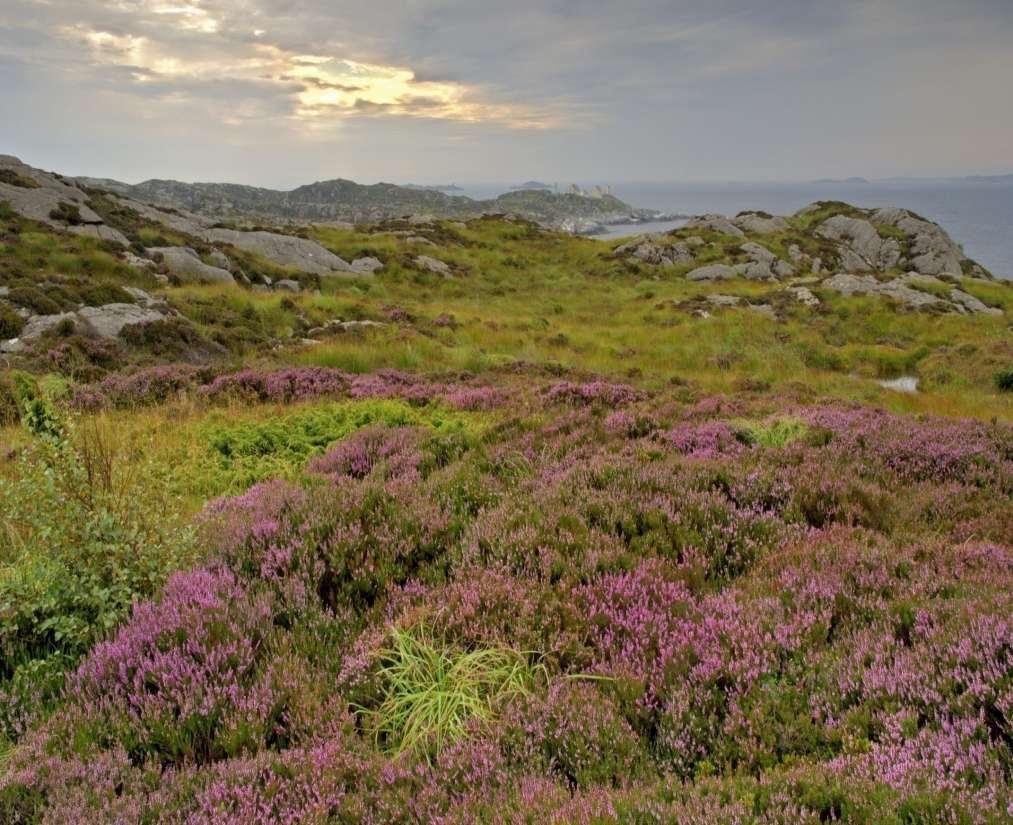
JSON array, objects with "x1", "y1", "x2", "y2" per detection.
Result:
[{"x1": 878, "y1": 376, "x2": 919, "y2": 393}]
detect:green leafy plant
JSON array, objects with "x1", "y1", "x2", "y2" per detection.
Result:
[
  {"x1": 734, "y1": 417, "x2": 809, "y2": 448},
  {"x1": 994, "y1": 369, "x2": 1013, "y2": 392},
  {"x1": 362, "y1": 627, "x2": 544, "y2": 760}
]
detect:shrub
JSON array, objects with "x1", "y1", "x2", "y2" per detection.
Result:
[
  {"x1": 995, "y1": 368, "x2": 1013, "y2": 392},
  {"x1": 48, "y1": 201, "x2": 84, "y2": 225},
  {"x1": 0, "y1": 302, "x2": 24, "y2": 339},
  {"x1": 78, "y1": 283, "x2": 133, "y2": 307},
  {"x1": 6, "y1": 285, "x2": 62, "y2": 316},
  {"x1": 0, "y1": 420, "x2": 197, "y2": 742},
  {"x1": 0, "y1": 168, "x2": 40, "y2": 189}
]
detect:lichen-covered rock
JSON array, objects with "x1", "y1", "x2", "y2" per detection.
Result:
[
  {"x1": 77, "y1": 303, "x2": 168, "y2": 338},
  {"x1": 614, "y1": 236, "x2": 694, "y2": 266},
  {"x1": 823, "y1": 273, "x2": 944, "y2": 309},
  {"x1": 683, "y1": 214, "x2": 746, "y2": 237},
  {"x1": 274, "y1": 279, "x2": 302, "y2": 293},
  {"x1": 732, "y1": 212, "x2": 790, "y2": 234},
  {"x1": 205, "y1": 228, "x2": 352, "y2": 275},
  {"x1": 871, "y1": 207, "x2": 965, "y2": 277},
  {"x1": 738, "y1": 242, "x2": 794, "y2": 280},
  {"x1": 0, "y1": 155, "x2": 125, "y2": 242},
  {"x1": 949, "y1": 288, "x2": 1003, "y2": 316},
  {"x1": 685, "y1": 264, "x2": 742, "y2": 281},
  {"x1": 816, "y1": 215, "x2": 902, "y2": 272},
  {"x1": 147, "y1": 246, "x2": 235, "y2": 284},
  {"x1": 787, "y1": 286, "x2": 820, "y2": 307},
  {"x1": 414, "y1": 255, "x2": 452, "y2": 276},
  {"x1": 350, "y1": 257, "x2": 384, "y2": 274}
]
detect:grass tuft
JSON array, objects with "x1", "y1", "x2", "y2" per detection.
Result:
[{"x1": 363, "y1": 626, "x2": 544, "y2": 760}]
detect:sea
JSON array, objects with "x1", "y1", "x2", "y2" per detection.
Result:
[{"x1": 451, "y1": 180, "x2": 1013, "y2": 280}]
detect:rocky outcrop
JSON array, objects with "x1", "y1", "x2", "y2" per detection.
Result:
[
  {"x1": 738, "y1": 242, "x2": 794, "y2": 280},
  {"x1": 0, "y1": 155, "x2": 128, "y2": 245},
  {"x1": 205, "y1": 228, "x2": 352, "y2": 275},
  {"x1": 349, "y1": 256, "x2": 384, "y2": 274},
  {"x1": 614, "y1": 236, "x2": 694, "y2": 266},
  {"x1": 871, "y1": 207, "x2": 964, "y2": 277},
  {"x1": 147, "y1": 246, "x2": 236, "y2": 284},
  {"x1": 76, "y1": 304, "x2": 168, "y2": 338},
  {"x1": 732, "y1": 213, "x2": 789, "y2": 234},
  {"x1": 683, "y1": 214, "x2": 746, "y2": 237},
  {"x1": 786, "y1": 286, "x2": 820, "y2": 307},
  {"x1": 686, "y1": 264, "x2": 742, "y2": 281},
  {"x1": 821, "y1": 272, "x2": 1001, "y2": 314},
  {"x1": 816, "y1": 215, "x2": 902, "y2": 272},
  {"x1": 414, "y1": 255, "x2": 452, "y2": 277},
  {"x1": 1, "y1": 298, "x2": 174, "y2": 352},
  {"x1": 949, "y1": 288, "x2": 1003, "y2": 316}
]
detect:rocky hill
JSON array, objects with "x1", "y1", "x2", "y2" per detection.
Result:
[{"x1": 75, "y1": 171, "x2": 655, "y2": 231}]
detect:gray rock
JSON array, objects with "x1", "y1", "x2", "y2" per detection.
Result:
[
  {"x1": 747, "y1": 304, "x2": 777, "y2": 318},
  {"x1": 683, "y1": 214, "x2": 746, "y2": 238},
  {"x1": 121, "y1": 286, "x2": 167, "y2": 310},
  {"x1": 77, "y1": 303, "x2": 167, "y2": 338},
  {"x1": 147, "y1": 246, "x2": 235, "y2": 285},
  {"x1": 816, "y1": 215, "x2": 902, "y2": 271},
  {"x1": 706, "y1": 294, "x2": 742, "y2": 306},
  {"x1": 307, "y1": 319, "x2": 387, "y2": 337},
  {"x1": 205, "y1": 228, "x2": 352, "y2": 275},
  {"x1": 350, "y1": 256, "x2": 384, "y2": 274},
  {"x1": 414, "y1": 255, "x2": 452, "y2": 276},
  {"x1": 732, "y1": 213, "x2": 790, "y2": 234},
  {"x1": 871, "y1": 207, "x2": 965, "y2": 277},
  {"x1": 67, "y1": 223, "x2": 130, "y2": 246},
  {"x1": 123, "y1": 251, "x2": 157, "y2": 271},
  {"x1": 13, "y1": 311, "x2": 82, "y2": 342},
  {"x1": 0, "y1": 286, "x2": 8, "y2": 298},
  {"x1": 949, "y1": 289, "x2": 1003, "y2": 316},
  {"x1": 738, "y1": 242, "x2": 794, "y2": 280},
  {"x1": 207, "y1": 248, "x2": 232, "y2": 269},
  {"x1": 0, "y1": 155, "x2": 123, "y2": 239},
  {"x1": 274, "y1": 279, "x2": 302, "y2": 293},
  {"x1": 822, "y1": 273, "x2": 944, "y2": 309},
  {"x1": 686, "y1": 264, "x2": 741, "y2": 281},
  {"x1": 110, "y1": 194, "x2": 213, "y2": 237},
  {"x1": 614, "y1": 236, "x2": 694, "y2": 266},
  {"x1": 787, "y1": 286, "x2": 820, "y2": 307},
  {"x1": 684, "y1": 236, "x2": 706, "y2": 248}
]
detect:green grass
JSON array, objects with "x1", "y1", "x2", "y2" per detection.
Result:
[{"x1": 362, "y1": 626, "x2": 544, "y2": 760}]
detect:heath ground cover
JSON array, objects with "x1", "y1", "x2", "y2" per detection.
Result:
[
  {"x1": 1, "y1": 367, "x2": 1009, "y2": 823},
  {"x1": 1, "y1": 214, "x2": 1011, "y2": 823}
]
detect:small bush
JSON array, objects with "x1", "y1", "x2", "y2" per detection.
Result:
[
  {"x1": 48, "y1": 202, "x2": 84, "y2": 226},
  {"x1": 6, "y1": 286, "x2": 61, "y2": 316},
  {"x1": 0, "y1": 168, "x2": 39, "y2": 189},
  {"x1": 994, "y1": 369, "x2": 1013, "y2": 392},
  {"x1": 78, "y1": 283, "x2": 133, "y2": 307},
  {"x1": 0, "y1": 302, "x2": 25, "y2": 339}
]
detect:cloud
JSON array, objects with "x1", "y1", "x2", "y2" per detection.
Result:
[{"x1": 1, "y1": 0, "x2": 1011, "y2": 184}]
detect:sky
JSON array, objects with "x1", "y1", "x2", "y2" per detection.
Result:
[{"x1": 1, "y1": 1, "x2": 1012, "y2": 188}]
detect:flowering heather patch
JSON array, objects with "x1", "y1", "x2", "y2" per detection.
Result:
[
  {"x1": 3, "y1": 386, "x2": 1011, "y2": 823},
  {"x1": 68, "y1": 365, "x2": 508, "y2": 413},
  {"x1": 545, "y1": 379, "x2": 644, "y2": 407}
]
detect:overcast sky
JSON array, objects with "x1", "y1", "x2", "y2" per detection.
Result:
[{"x1": 2, "y1": 1, "x2": 1012, "y2": 187}]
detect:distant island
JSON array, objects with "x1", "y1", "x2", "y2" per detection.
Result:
[
  {"x1": 811, "y1": 177, "x2": 869, "y2": 184},
  {"x1": 510, "y1": 181, "x2": 553, "y2": 191},
  {"x1": 402, "y1": 183, "x2": 466, "y2": 194}
]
